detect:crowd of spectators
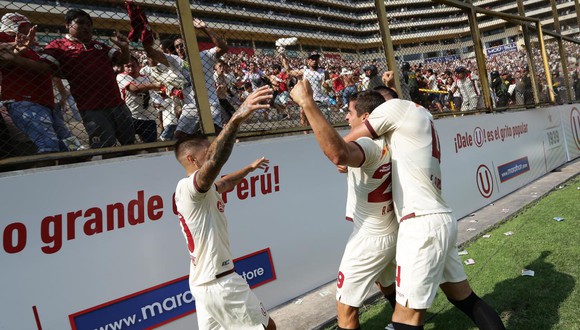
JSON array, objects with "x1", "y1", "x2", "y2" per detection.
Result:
[{"x1": 1, "y1": 8, "x2": 579, "y2": 162}]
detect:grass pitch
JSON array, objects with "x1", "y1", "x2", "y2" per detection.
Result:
[{"x1": 325, "y1": 175, "x2": 580, "y2": 330}]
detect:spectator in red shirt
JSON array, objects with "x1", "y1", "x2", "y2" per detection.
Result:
[
  {"x1": 1, "y1": 9, "x2": 135, "y2": 149},
  {"x1": 270, "y1": 64, "x2": 291, "y2": 120},
  {"x1": 0, "y1": 13, "x2": 79, "y2": 153}
]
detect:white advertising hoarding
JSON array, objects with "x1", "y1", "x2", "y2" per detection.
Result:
[{"x1": 0, "y1": 106, "x2": 576, "y2": 329}]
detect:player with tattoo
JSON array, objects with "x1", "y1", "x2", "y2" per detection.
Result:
[{"x1": 173, "y1": 85, "x2": 276, "y2": 329}]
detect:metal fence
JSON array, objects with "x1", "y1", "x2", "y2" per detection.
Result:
[{"x1": 0, "y1": 0, "x2": 579, "y2": 171}]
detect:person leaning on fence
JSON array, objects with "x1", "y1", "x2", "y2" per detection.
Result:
[
  {"x1": 362, "y1": 64, "x2": 385, "y2": 91},
  {"x1": 281, "y1": 50, "x2": 331, "y2": 128},
  {"x1": 117, "y1": 55, "x2": 162, "y2": 143},
  {"x1": 1, "y1": 9, "x2": 136, "y2": 149},
  {"x1": 0, "y1": 12, "x2": 82, "y2": 154},
  {"x1": 141, "y1": 18, "x2": 228, "y2": 138},
  {"x1": 453, "y1": 66, "x2": 481, "y2": 112}
]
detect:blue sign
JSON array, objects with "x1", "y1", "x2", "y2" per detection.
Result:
[
  {"x1": 70, "y1": 248, "x2": 276, "y2": 330},
  {"x1": 486, "y1": 43, "x2": 517, "y2": 57},
  {"x1": 424, "y1": 55, "x2": 460, "y2": 63},
  {"x1": 497, "y1": 157, "x2": 530, "y2": 183}
]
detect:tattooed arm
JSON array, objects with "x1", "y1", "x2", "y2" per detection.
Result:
[{"x1": 195, "y1": 85, "x2": 273, "y2": 192}]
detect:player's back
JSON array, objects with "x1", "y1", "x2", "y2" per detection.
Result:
[
  {"x1": 366, "y1": 99, "x2": 451, "y2": 219},
  {"x1": 174, "y1": 173, "x2": 234, "y2": 286}
]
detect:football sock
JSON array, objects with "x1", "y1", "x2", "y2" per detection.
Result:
[
  {"x1": 392, "y1": 322, "x2": 424, "y2": 329},
  {"x1": 384, "y1": 292, "x2": 397, "y2": 310},
  {"x1": 448, "y1": 292, "x2": 505, "y2": 329}
]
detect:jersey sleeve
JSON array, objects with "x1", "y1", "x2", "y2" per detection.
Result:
[
  {"x1": 41, "y1": 40, "x2": 64, "y2": 71},
  {"x1": 353, "y1": 137, "x2": 384, "y2": 170},
  {"x1": 365, "y1": 99, "x2": 408, "y2": 139},
  {"x1": 116, "y1": 73, "x2": 133, "y2": 90}
]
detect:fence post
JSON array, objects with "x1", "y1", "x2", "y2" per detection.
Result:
[
  {"x1": 516, "y1": 0, "x2": 540, "y2": 105},
  {"x1": 466, "y1": 6, "x2": 493, "y2": 111},
  {"x1": 175, "y1": 0, "x2": 216, "y2": 136},
  {"x1": 375, "y1": 0, "x2": 402, "y2": 94},
  {"x1": 536, "y1": 22, "x2": 556, "y2": 103},
  {"x1": 550, "y1": 0, "x2": 572, "y2": 103}
]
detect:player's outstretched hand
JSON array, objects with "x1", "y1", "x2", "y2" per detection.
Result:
[
  {"x1": 289, "y1": 79, "x2": 314, "y2": 108},
  {"x1": 336, "y1": 165, "x2": 348, "y2": 173},
  {"x1": 248, "y1": 157, "x2": 270, "y2": 172},
  {"x1": 231, "y1": 85, "x2": 272, "y2": 123}
]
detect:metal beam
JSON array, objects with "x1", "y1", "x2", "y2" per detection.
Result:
[
  {"x1": 536, "y1": 22, "x2": 556, "y2": 103},
  {"x1": 517, "y1": 0, "x2": 540, "y2": 105},
  {"x1": 375, "y1": 0, "x2": 402, "y2": 94},
  {"x1": 550, "y1": 0, "x2": 572, "y2": 103},
  {"x1": 466, "y1": 7, "x2": 493, "y2": 111},
  {"x1": 175, "y1": 0, "x2": 216, "y2": 136}
]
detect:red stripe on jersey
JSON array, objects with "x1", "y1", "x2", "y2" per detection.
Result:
[
  {"x1": 364, "y1": 120, "x2": 380, "y2": 139},
  {"x1": 351, "y1": 141, "x2": 366, "y2": 167}
]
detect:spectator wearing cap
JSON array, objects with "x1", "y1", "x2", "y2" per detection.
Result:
[
  {"x1": 0, "y1": 12, "x2": 81, "y2": 153},
  {"x1": 492, "y1": 71, "x2": 510, "y2": 108},
  {"x1": 401, "y1": 62, "x2": 420, "y2": 103},
  {"x1": 282, "y1": 50, "x2": 331, "y2": 128},
  {"x1": 362, "y1": 64, "x2": 385, "y2": 91},
  {"x1": 453, "y1": 66, "x2": 481, "y2": 111}
]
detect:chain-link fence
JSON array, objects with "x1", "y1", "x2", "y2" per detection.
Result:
[{"x1": 0, "y1": 0, "x2": 579, "y2": 171}]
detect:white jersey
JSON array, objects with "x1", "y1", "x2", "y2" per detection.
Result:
[
  {"x1": 303, "y1": 67, "x2": 326, "y2": 102},
  {"x1": 346, "y1": 137, "x2": 397, "y2": 236},
  {"x1": 174, "y1": 171, "x2": 234, "y2": 286},
  {"x1": 366, "y1": 99, "x2": 451, "y2": 220},
  {"x1": 165, "y1": 50, "x2": 223, "y2": 126},
  {"x1": 116, "y1": 73, "x2": 158, "y2": 121}
]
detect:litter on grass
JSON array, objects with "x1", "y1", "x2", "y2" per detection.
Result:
[
  {"x1": 458, "y1": 250, "x2": 468, "y2": 256},
  {"x1": 482, "y1": 234, "x2": 491, "y2": 238},
  {"x1": 553, "y1": 217, "x2": 565, "y2": 222},
  {"x1": 522, "y1": 269, "x2": 535, "y2": 276},
  {"x1": 504, "y1": 231, "x2": 514, "y2": 236},
  {"x1": 464, "y1": 259, "x2": 476, "y2": 265}
]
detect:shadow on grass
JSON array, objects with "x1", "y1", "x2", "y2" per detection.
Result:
[{"x1": 425, "y1": 251, "x2": 575, "y2": 329}]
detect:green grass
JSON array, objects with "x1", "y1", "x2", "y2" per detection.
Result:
[{"x1": 325, "y1": 175, "x2": 580, "y2": 330}]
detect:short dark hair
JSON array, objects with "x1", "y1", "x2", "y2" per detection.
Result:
[
  {"x1": 160, "y1": 39, "x2": 176, "y2": 54},
  {"x1": 373, "y1": 85, "x2": 399, "y2": 100},
  {"x1": 348, "y1": 90, "x2": 386, "y2": 116},
  {"x1": 65, "y1": 9, "x2": 92, "y2": 25},
  {"x1": 272, "y1": 64, "x2": 282, "y2": 71},
  {"x1": 174, "y1": 134, "x2": 208, "y2": 159}
]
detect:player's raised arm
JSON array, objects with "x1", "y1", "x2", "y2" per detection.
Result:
[
  {"x1": 195, "y1": 85, "x2": 272, "y2": 191},
  {"x1": 290, "y1": 80, "x2": 364, "y2": 167},
  {"x1": 215, "y1": 157, "x2": 269, "y2": 193}
]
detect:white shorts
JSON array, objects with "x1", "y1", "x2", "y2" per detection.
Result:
[
  {"x1": 395, "y1": 213, "x2": 467, "y2": 309},
  {"x1": 190, "y1": 273, "x2": 269, "y2": 330},
  {"x1": 336, "y1": 229, "x2": 397, "y2": 308}
]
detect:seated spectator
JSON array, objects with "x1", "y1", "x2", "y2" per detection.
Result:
[{"x1": 0, "y1": 13, "x2": 81, "y2": 154}]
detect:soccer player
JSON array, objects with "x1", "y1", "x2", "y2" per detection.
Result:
[
  {"x1": 290, "y1": 80, "x2": 398, "y2": 330},
  {"x1": 173, "y1": 85, "x2": 276, "y2": 330},
  {"x1": 344, "y1": 98, "x2": 505, "y2": 330}
]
